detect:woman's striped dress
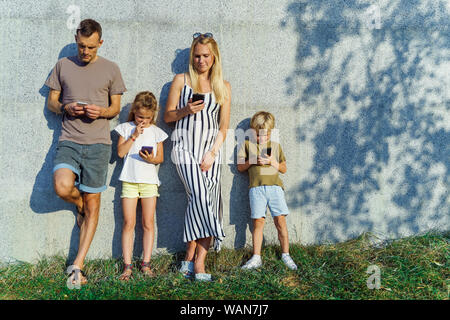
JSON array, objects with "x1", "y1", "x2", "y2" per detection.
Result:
[{"x1": 172, "y1": 81, "x2": 225, "y2": 251}]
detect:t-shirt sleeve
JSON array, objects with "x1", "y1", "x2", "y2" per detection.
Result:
[
  {"x1": 109, "y1": 63, "x2": 127, "y2": 96},
  {"x1": 44, "y1": 61, "x2": 62, "y2": 91},
  {"x1": 114, "y1": 123, "x2": 127, "y2": 138},
  {"x1": 155, "y1": 127, "x2": 169, "y2": 143}
]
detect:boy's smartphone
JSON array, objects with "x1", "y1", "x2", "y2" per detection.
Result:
[
  {"x1": 192, "y1": 93, "x2": 205, "y2": 103},
  {"x1": 260, "y1": 147, "x2": 272, "y2": 156},
  {"x1": 140, "y1": 146, "x2": 153, "y2": 154}
]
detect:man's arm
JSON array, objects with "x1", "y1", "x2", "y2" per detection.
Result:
[
  {"x1": 47, "y1": 89, "x2": 63, "y2": 114},
  {"x1": 47, "y1": 89, "x2": 83, "y2": 116}
]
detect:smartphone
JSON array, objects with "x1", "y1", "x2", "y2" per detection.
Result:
[
  {"x1": 192, "y1": 93, "x2": 205, "y2": 103},
  {"x1": 140, "y1": 146, "x2": 153, "y2": 154},
  {"x1": 77, "y1": 101, "x2": 88, "y2": 107},
  {"x1": 260, "y1": 147, "x2": 272, "y2": 157}
]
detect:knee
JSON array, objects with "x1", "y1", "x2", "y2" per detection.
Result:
[
  {"x1": 142, "y1": 219, "x2": 154, "y2": 233},
  {"x1": 122, "y1": 219, "x2": 136, "y2": 232},
  {"x1": 53, "y1": 177, "x2": 74, "y2": 198}
]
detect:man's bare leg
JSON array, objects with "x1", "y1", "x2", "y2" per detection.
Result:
[
  {"x1": 53, "y1": 168, "x2": 83, "y2": 213},
  {"x1": 73, "y1": 192, "x2": 101, "y2": 269}
]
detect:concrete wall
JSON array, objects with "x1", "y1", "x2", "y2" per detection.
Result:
[{"x1": 0, "y1": 0, "x2": 448, "y2": 263}]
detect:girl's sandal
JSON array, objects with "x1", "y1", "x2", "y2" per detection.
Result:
[
  {"x1": 141, "y1": 261, "x2": 155, "y2": 277},
  {"x1": 119, "y1": 264, "x2": 133, "y2": 281}
]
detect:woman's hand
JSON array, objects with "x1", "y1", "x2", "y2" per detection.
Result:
[
  {"x1": 200, "y1": 150, "x2": 216, "y2": 172},
  {"x1": 185, "y1": 98, "x2": 204, "y2": 115},
  {"x1": 139, "y1": 148, "x2": 157, "y2": 164}
]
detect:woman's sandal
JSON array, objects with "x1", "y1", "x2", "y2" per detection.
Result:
[
  {"x1": 66, "y1": 265, "x2": 88, "y2": 286},
  {"x1": 141, "y1": 261, "x2": 155, "y2": 277},
  {"x1": 119, "y1": 264, "x2": 133, "y2": 281}
]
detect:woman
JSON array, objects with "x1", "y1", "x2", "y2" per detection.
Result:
[{"x1": 164, "y1": 33, "x2": 231, "y2": 281}]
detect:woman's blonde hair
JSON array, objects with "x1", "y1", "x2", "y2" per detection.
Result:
[
  {"x1": 189, "y1": 35, "x2": 229, "y2": 105},
  {"x1": 250, "y1": 111, "x2": 275, "y2": 132},
  {"x1": 127, "y1": 91, "x2": 158, "y2": 124}
]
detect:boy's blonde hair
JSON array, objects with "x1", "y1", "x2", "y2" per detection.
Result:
[
  {"x1": 250, "y1": 111, "x2": 275, "y2": 132},
  {"x1": 127, "y1": 91, "x2": 158, "y2": 124}
]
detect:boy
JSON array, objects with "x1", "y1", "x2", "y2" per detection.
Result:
[{"x1": 237, "y1": 111, "x2": 297, "y2": 270}]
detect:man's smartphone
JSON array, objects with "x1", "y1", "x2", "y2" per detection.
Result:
[
  {"x1": 192, "y1": 93, "x2": 205, "y2": 103},
  {"x1": 141, "y1": 146, "x2": 153, "y2": 154},
  {"x1": 77, "y1": 101, "x2": 88, "y2": 109}
]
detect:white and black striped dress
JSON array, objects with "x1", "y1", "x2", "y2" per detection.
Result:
[{"x1": 171, "y1": 79, "x2": 225, "y2": 251}]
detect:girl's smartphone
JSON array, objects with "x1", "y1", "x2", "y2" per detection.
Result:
[
  {"x1": 192, "y1": 93, "x2": 205, "y2": 103},
  {"x1": 141, "y1": 146, "x2": 153, "y2": 154},
  {"x1": 77, "y1": 101, "x2": 88, "y2": 107}
]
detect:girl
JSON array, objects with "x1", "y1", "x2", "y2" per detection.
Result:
[{"x1": 114, "y1": 91, "x2": 168, "y2": 280}]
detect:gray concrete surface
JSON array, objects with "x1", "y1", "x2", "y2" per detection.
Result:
[{"x1": 0, "y1": 0, "x2": 448, "y2": 263}]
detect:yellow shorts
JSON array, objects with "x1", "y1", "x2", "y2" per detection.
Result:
[{"x1": 121, "y1": 182, "x2": 159, "y2": 198}]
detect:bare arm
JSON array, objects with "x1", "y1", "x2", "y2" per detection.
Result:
[
  {"x1": 237, "y1": 159, "x2": 252, "y2": 172},
  {"x1": 164, "y1": 74, "x2": 205, "y2": 123},
  {"x1": 47, "y1": 89, "x2": 84, "y2": 116}
]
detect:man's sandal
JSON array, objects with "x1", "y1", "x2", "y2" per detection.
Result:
[
  {"x1": 119, "y1": 264, "x2": 133, "y2": 281},
  {"x1": 141, "y1": 261, "x2": 155, "y2": 277},
  {"x1": 66, "y1": 265, "x2": 88, "y2": 286}
]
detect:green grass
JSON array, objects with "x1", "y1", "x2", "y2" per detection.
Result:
[{"x1": 0, "y1": 232, "x2": 448, "y2": 300}]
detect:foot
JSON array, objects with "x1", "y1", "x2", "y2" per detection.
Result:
[
  {"x1": 141, "y1": 261, "x2": 155, "y2": 277},
  {"x1": 241, "y1": 255, "x2": 262, "y2": 270},
  {"x1": 179, "y1": 261, "x2": 194, "y2": 279},
  {"x1": 119, "y1": 264, "x2": 133, "y2": 281},
  {"x1": 195, "y1": 273, "x2": 212, "y2": 282},
  {"x1": 281, "y1": 253, "x2": 298, "y2": 270},
  {"x1": 66, "y1": 264, "x2": 88, "y2": 286}
]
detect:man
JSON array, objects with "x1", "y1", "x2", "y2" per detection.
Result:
[{"x1": 45, "y1": 19, "x2": 126, "y2": 285}]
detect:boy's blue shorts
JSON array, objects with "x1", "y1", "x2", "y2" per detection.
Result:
[
  {"x1": 249, "y1": 185, "x2": 289, "y2": 219},
  {"x1": 53, "y1": 140, "x2": 111, "y2": 193}
]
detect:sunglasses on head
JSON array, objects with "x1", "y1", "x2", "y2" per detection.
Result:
[{"x1": 193, "y1": 32, "x2": 214, "y2": 39}]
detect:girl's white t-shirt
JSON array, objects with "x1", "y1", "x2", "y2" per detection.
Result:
[{"x1": 114, "y1": 122, "x2": 169, "y2": 185}]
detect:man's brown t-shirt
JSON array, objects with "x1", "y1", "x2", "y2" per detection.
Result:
[{"x1": 45, "y1": 56, "x2": 127, "y2": 145}]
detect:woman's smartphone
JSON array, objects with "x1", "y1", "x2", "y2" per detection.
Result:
[
  {"x1": 192, "y1": 93, "x2": 205, "y2": 103},
  {"x1": 77, "y1": 101, "x2": 88, "y2": 108},
  {"x1": 140, "y1": 146, "x2": 153, "y2": 154}
]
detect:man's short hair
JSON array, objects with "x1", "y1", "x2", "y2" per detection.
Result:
[{"x1": 76, "y1": 19, "x2": 102, "y2": 40}]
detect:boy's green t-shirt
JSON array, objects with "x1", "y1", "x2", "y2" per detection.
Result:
[{"x1": 237, "y1": 140, "x2": 286, "y2": 189}]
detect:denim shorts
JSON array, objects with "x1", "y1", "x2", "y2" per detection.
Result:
[
  {"x1": 249, "y1": 185, "x2": 289, "y2": 219},
  {"x1": 53, "y1": 140, "x2": 111, "y2": 193},
  {"x1": 121, "y1": 182, "x2": 159, "y2": 198}
]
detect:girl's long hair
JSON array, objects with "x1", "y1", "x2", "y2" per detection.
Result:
[
  {"x1": 127, "y1": 91, "x2": 158, "y2": 124},
  {"x1": 188, "y1": 36, "x2": 229, "y2": 106}
]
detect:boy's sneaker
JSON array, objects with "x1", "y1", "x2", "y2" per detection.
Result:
[
  {"x1": 281, "y1": 254, "x2": 298, "y2": 270},
  {"x1": 241, "y1": 255, "x2": 262, "y2": 270},
  {"x1": 179, "y1": 261, "x2": 194, "y2": 278}
]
